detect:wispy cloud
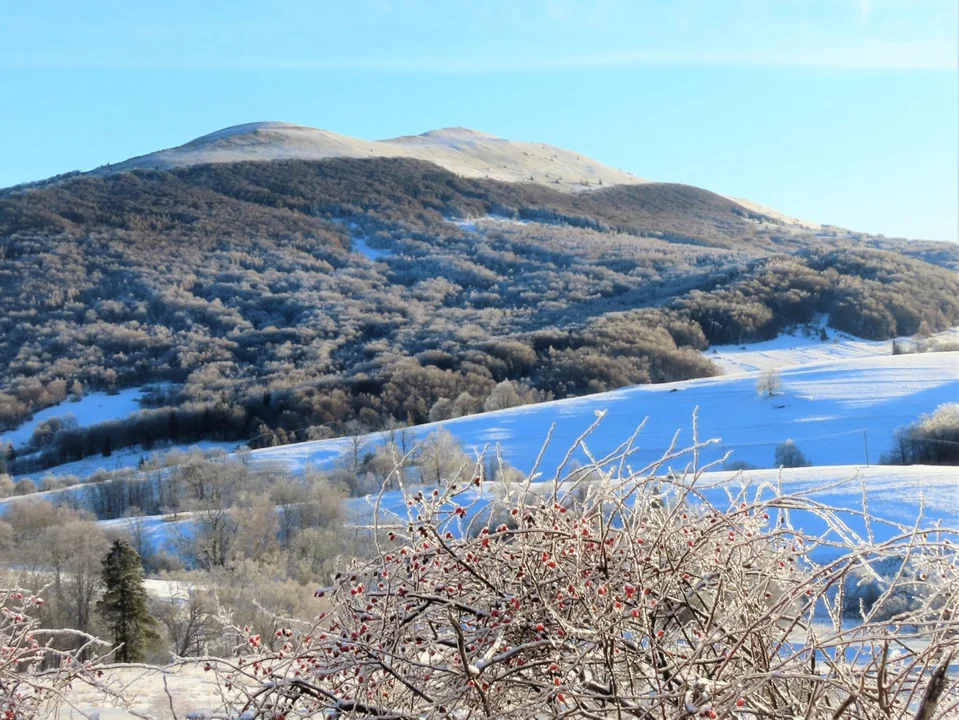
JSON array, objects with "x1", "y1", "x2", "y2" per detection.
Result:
[
  {"x1": 4, "y1": 41, "x2": 955, "y2": 71},
  {"x1": 2, "y1": 0, "x2": 956, "y2": 72}
]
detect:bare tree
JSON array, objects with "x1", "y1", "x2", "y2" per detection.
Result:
[
  {"x1": 756, "y1": 367, "x2": 782, "y2": 396},
  {"x1": 151, "y1": 582, "x2": 218, "y2": 658},
  {"x1": 344, "y1": 420, "x2": 368, "y2": 473},
  {"x1": 178, "y1": 466, "x2": 242, "y2": 569},
  {"x1": 123, "y1": 507, "x2": 156, "y2": 569},
  {"x1": 414, "y1": 429, "x2": 471, "y2": 485},
  {"x1": 36, "y1": 520, "x2": 110, "y2": 634}
]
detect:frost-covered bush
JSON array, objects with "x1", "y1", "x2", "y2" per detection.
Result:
[
  {"x1": 205, "y1": 422, "x2": 959, "y2": 719},
  {"x1": 774, "y1": 439, "x2": 811, "y2": 467},
  {"x1": 0, "y1": 588, "x2": 110, "y2": 719},
  {"x1": 883, "y1": 403, "x2": 959, "y2": 465},
  {"x1": 842, "y1": 555, "x2": 948, "y2": 621},
  {"x1": 13, "y1": 477, "x2": 37, "y2": 495}
]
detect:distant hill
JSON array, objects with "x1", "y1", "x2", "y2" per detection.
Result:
[
  {"x1": 6, "y1": 121, "x2": 862, "y2": 235},
  {"x1": 89, "y1": 121, "x2": 648, "y2": 194},
  {"x1": 79, "y1": 121, "x2": 836, "y2": 232}
]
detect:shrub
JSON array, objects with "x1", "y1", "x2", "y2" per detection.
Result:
[
  {"x1": 13, "y1": 477, "x2": 37, "y2": 495},
  {"x1": 774, "y1": 439, "x2": 810, "y2": 468}
]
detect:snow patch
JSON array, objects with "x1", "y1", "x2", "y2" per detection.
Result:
[
  {"x1": 447, "y1": 215, "x2": 531, "y2": 234},
  {"x1": 352, "y1": 236, "x2": 392, "y2": 261}
]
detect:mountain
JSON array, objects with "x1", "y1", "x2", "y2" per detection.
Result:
[
  {"x1": 91, "y1": 122, "x2": 648, "y2": 193},
  {"x1": 9, "y1": 121, "x2": 840, "y2": 234},
  {"x1": 1, "y1": 130, "x2": 957, "y2": 475}
]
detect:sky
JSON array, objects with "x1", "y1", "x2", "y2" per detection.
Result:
[{"x1": 1, "y1": 0, "x2": 957, "y2": 241}]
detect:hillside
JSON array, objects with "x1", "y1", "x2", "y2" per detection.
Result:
[
  {"x1": 88, "y1": 122, "x2": 648, "y2": 194},
  {"x1": 5, "y1": 331, "x2": 956, "y2": 486},
  {"x1": 1, "y1": 155, "x2": 958, "y2": 472},
  {"x1": 3, "y1": 343, "x2": 955, "y2": 555}
]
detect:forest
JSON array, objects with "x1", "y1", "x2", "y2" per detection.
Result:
[{"x1": 2, "y1": 157, "x2": 958, "y2": 469}]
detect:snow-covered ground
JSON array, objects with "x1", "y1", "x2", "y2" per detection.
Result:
[
  {"x1": 709, "y1": 323, "x2": 959, "y2": 374},
  {"x1": 9, "y1": 440, "x2": 240, "y2": 484},
  {"x1": 448, "y1": 215, "x2": 531, "y2": 234},
  {"x1": 93, "y1": 122, "x2": 649, "y2": 194},
  {"x1": 352, "y1": 236, "x2": 392, "y2": 261},
  {"x1": 54, "y1": 662, "x2": 223, "y2": 720},
  {"x1": 0, "y1": 387, "x2": 150, "y2": 450},
  {"x1": 249, "y1": 351, "x2": 958, "y2": 477}
]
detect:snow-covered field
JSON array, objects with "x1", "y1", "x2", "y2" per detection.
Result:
[
  {"x1": 91, "y1": 345, "x2": 953, "y2": 554},
  {"x1": 341, "y1": 463, "x2": 958, "y2": 546},
  {"x1": 54, "y1": 662, "x2": 222, "y2": 720},
  {"x1": 709, "y1": 324, "x2": 959, "y2": 374},
  {"x1": 9, "y1": 440, "x2": 240, "y2": 484},
  {"x1": 5, "y1": 332, "x2": 955, "y2": 553},
  {"x1": 249, "y1": 351, "x2": 958, "y2": 478},
  {"x1": 0, "y1": 387, "x2": 149, "y2": 450}
]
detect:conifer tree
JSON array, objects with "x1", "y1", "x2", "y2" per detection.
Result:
[{"x1": 98, "y1": 539, "x2": 157, "y2": 662}]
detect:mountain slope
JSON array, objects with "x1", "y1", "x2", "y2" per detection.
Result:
[
  {"x1": 1, "y1": 153, "x2": 957, "y2": 471},
  {"x1": 91, "y1": 122, "x2": 648, "y2": 193}
]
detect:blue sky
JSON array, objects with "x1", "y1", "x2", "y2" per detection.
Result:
[{"x1": 1, "y1": 1, "x2": 956, "y2": 241}]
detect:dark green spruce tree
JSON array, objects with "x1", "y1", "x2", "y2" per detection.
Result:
[{"x1": 98, "y1": 539, "x2": 157, "y2": 662}]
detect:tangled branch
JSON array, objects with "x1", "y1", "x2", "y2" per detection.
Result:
[{"x1": 206, "y1": 418, "x2": 959, "y2": 719}]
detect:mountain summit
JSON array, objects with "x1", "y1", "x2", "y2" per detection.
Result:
[{"x1": 93, "y1": 122, "x2": 648, "y2": 192}]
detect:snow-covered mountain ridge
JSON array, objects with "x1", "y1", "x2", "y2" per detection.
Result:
[
  {"x1": 80, "y1": 120, "x2": 830, "y2": 230},
  {"x1": 90, "y1": 121, "x2": 646, "y2": 194}
]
